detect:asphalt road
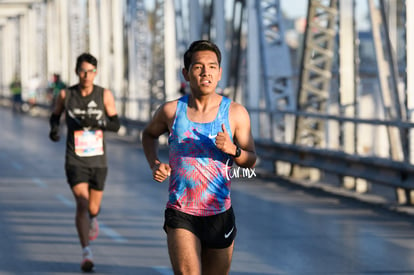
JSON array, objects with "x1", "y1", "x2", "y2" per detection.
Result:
[{"x1": 2, "y1": 106, "x2": 414, "y2": 275}]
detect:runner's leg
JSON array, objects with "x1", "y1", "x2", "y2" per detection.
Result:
[
  {"x1": 166, "y1": 227, "x2": 202, "y2": 275},
  {"x1": 201, "y1": 242, "x2": 234, "y2": 275},
  {"x1": 71, "y1": 182, "x2": 90, "y2": 248},
  {"x1": 88, "y1": 188, "x2": 103, "y2": 241},
  {"x1": 88, "y1": 188, "x2": 103, "y2": 217}
]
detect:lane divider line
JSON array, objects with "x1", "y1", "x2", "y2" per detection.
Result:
[
  {"x1": 56, "y1": 194, "x2": 75, "y2": 208},
  {"x1": 99, "y1": 223, "x2": 128, "y2": 243},
  {"x1": 12, "y1": 161, "x2": 23, "y2": 171},
  {"x1": 152, "y1": 266, "x2": 174, "y2": 275},
  {"x1": 32, "y1": 177, "x2": 47, "y2": 188}
]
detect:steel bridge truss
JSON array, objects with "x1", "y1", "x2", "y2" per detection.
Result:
[
  {"x1": 149, "y1": 0, "x2": 166, "y2": 116},
  {"x1": 256, "y1": 0, "x2": 295, "y2": 142},
  {"x1": 294, "y1": 0, "x2": 339, "y2": 148}
]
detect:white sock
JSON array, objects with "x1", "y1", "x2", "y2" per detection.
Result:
[{"x1": 83, "y1": 246, "x2": 92, "y2": 255}]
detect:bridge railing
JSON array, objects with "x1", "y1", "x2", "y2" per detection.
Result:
[
  {"x1": 2, "y1": 91, "x2": 414, "y2": 203},
  {"x1": 255, "y1": 139, "x2": 414, "y2": 191},
  {"x1": 250, "y1": 107, "x2": 414, "y2": 204}
]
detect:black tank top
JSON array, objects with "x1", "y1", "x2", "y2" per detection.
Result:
[{"x1": 64, "y1": 84, "x2": 107, "y2": 167}]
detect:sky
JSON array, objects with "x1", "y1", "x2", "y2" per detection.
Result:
[
  {"x1": 144, "y1": 0, "x2": 371, "y2": 30},
  {"x1": 281, "y1": 0, "x2": 308, "y2": 18},
  {"x1": 282, "y1": 0, "x2": 369, "y2": 17},
  {"x1": 281, "y1": 0, "x2": 370, "y2": 29}
]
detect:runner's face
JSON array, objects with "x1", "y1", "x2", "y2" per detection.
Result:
[
  {"x1": 183, "y1": 50, "x2": 222, "y2": 96},
  {"x1": 77, "y1": 62, "x2": 97, "y2": 88}
]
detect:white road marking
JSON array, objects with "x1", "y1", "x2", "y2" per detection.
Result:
[
  {"x1": 152, "y1": 266, "x2": 174, "y2": 275},
  {"x1": 32, "y1": 177, "x2": 47, "y2": 188}
]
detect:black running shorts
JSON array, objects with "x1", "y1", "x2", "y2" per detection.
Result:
[
  {"x1": 65, "y1": 165, "x2": 107, "y2": 191},
  {"x1": 164, "y1": 207, "x2": 237, "y2": 249}
]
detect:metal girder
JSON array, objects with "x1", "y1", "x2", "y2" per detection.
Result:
[
  {"x1": 255, "y1": 0, "x2": 294, "y2": 142},
  {"x1": 0, "y1": 6, "x2": 28, "y2": 17},
  {"x1": 174, "y1": 0, "x2": 189, "y2": 58},
  {"x1": 257, "y1": 140, "x2": 414, "y2": 191},
  {"x1": 290, "y1": 0, "x2": 338, "y2": 180},
  {"x1": 68, "y1": 0, "x2": 84, "y2": 73},
  {"x1": 147, "y1": 0, "x2": 177, "y2": 113},
  {"x1": 149, "y1": 0, "x2": 166, "y2": 115},
  {"x1": 408, "y1": 0, "x2": 414, "y2": 163},
  {"x1": 0, "y1": 18, "x2": 8, "y2": 25},
  {"x1": 124, "y1": 0, "x2": 150, "y2": 120},
  {"x1": 227, "y1": 0, "x2": 245, "y2": 100},
  {"x1": 368, "y1": 0, "x2": 409, "y2": 204},
  {"x1": 200, "y1": 0, "x2": 214, "y2": 39},
  {"x1": 338, "y1": 0, "x2": 359, "y2": 190},
  {"x1": 294, "y1": 0, "x2": 338, "y2": 148},
  {"x1": 0, "y1": 0, "x2": 42, "y2": 17},
  {"x1": 338, "y1": 0, "x2": 357, "y2": 152},
  {"x1": 368, "y1": 0, "x2": 407, "y2": 162},
  {"x1": 174, "y1": 0, "x2": 190, "y2": 94},
  {"x1": 164, "y1": 0, "x2": 177, "y2": 102},
  {"x1": 0, "y1": 0, "x2": 43, "y2": 3}
]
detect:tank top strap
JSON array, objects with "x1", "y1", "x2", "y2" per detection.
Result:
[
  {"x1": 93, "y1": 85, "x2": 105, "y2": 97},
  {"x1": 216, "y1": 96, "x2": 231, "y2": 121},
  {"x1": 213, "y1": 96, "x2": 232, "y2": 139},
  {"x1": 176, "y1": 95, "x2": 189, "y2": 117},
  {"x1": 64, "y1": 85, "x2": 75, "y2": 110}
]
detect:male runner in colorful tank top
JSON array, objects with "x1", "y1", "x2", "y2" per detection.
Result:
[
  {"x1": 142, "y1": 40, "x2": 256, "y2": 275},
  {"x1": 48, "y1": 53, "x2": 120, "y2": 272}
]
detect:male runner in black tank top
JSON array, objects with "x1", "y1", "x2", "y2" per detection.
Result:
[{"x1": 48, "y1": 53, "x2": 120, "y2": 272}]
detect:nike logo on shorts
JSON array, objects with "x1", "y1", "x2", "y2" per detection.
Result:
[{"x1": 224, "y1": 226, "x2": 234, "y2": 239}]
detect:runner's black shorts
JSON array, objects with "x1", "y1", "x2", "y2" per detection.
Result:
[
  {"x1": 164, "y1": 207, "x2": 237, "y2": 249},
  {"x1": 65, "y1": 165, "x2": 107, "y2": 191}
]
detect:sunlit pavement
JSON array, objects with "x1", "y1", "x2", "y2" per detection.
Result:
[{"x1": 2, "y1": 107, "x2": 414, "y2": 275}]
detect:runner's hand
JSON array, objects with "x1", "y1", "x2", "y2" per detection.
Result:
[
  {"x1": 216, "y1": 124, "x2": 236, "y2": 155},
  {"x1": 80, "y1": 117, "x2": 106, "y2": 129},
  {"x1": 49, "y1": 127, "x2": 60, "y2": 142},
  {"x1": 80, "y1": 117, "x2": 98, "y2": 128},
  {"x1": 152, "y1": 161, "x2": 171, "y2": 182}
]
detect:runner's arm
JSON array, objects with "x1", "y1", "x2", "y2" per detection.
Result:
[
  {"x1": 142, "y1": 103, "x2": 171, "y2": 170},
  {"x1": 102, "y1": 89, "x2": 120, "y2": 132},
  {"x1": 49, "y1": 89, "x2": 66, "y2": 142},
  {"x1": 231, "y1": 103, "x2": 257, "y2": 168}
]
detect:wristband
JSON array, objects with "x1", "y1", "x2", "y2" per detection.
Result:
[{"x1": 233, "y1": 145, "x2": 241, "y2": 158}]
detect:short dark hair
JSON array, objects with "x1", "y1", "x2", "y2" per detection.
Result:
[
  {"x1": 75, "y1": 53, "x2": 98, "y2": 73},
  {"x1": 183, "y1": 40, "x2": 221, "y2": 71}
]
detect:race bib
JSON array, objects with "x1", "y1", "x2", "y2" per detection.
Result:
[{"x1": 74, "y1": 130, "x2": 104, "y2": 157}]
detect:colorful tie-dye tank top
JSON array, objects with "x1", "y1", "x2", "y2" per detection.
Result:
[{"x1": 167, "y1": 95, "x2": 233, "y2": 216}]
